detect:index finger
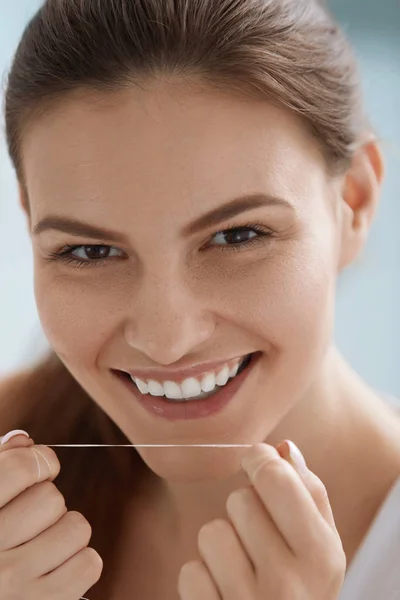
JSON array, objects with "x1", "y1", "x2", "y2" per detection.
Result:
[
  {"x1": 0, "y1": 444, "x2": 61, "y2": 508},
  {"x1": 276, "y1": 440, "x2": 338, "y2": 533},
  {"x1": 241, "y1": 443, "x2": 338, "y2": 557}
]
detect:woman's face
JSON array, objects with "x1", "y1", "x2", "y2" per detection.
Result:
[{"x1": 21, "y1": 81, "x2": 345, "y2": 479}]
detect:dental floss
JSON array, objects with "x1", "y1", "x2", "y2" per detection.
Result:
[{"x1": 46, "y1": 444, "x2": 253, "y2": 447}]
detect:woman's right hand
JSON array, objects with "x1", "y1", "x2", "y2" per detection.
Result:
[{"x1": 0, "y1": 430, "x2": 103, "y2": 600}]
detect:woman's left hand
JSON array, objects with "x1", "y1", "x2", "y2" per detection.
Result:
[{"x1": 177, "y1": 441, "x2": 346, "y2": 599}]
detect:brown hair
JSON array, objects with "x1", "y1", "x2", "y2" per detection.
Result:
[{"x1": 2, "y1": 0, "x2": 371, "y2": 597}]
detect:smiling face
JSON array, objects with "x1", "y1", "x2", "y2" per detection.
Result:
[{"x1": 20, "y1": 79, "x2": 347, "y2": 478}]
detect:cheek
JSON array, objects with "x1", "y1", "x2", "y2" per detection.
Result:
[
  {"x1": 201, "y1": 242, "x2": 336, "y2": 351},
  {"x1": 33, "y1": 239, "x2": 335, "y2": 372},
  {"x1": 202, "y1": 244, "x2": 336, "y2": 435},
  {"x1": 33, "y1": 268, "x2": 115, "y2": 366},
  {"x1": 268, "y1": 250, "x2": 335, "y2": 347}
]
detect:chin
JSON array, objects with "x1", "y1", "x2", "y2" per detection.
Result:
[{"x1": 137, "y1": 445, "x2": 246, "y2": 482}]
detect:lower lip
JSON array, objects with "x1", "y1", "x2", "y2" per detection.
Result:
[{"x1": 113, "y1": 352, "x2": 261, "y2": 421}]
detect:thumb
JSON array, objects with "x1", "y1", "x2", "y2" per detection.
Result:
[
  {"x1": 0, "y1": 430, "x2": 60, "y2": 484},
  {"x1": 0, "y1": 430, "x2": 35, "y2": 452}
]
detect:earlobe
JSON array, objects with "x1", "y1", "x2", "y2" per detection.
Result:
[{"x1": 337, "y1": 139, "x2": 384, "y2": 271}]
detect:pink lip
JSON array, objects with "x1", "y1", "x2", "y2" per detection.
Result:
[
  {"x1": 113, "y1": 352, "x2": 261, "y2": 421},
  {"x1": 116, "y1": 353, "x2": 251, "y2": 385}
]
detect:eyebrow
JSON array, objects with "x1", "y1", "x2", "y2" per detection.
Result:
[{"x1": 32, "y1": 193, "x2": 293, "y2": 242}]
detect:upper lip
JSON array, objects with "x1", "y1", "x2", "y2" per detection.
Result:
[{"x1": 115, "y1": 354, "x2": 252, "y2": 383}]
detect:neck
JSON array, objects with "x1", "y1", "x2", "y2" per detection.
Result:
[{"x1": 142, "y1": 345, "x2": 400, "y2": 565}]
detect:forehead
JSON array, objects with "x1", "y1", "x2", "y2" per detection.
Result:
[{"x1": 21, "y1": 80, "x2": 328, "y2": 217}]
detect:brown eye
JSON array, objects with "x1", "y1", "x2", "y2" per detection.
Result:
[
  {"x1": 46, "y1": 244, "x2": 123, "y2": 269},
  {"x1": 75, "y1": 245, "x2": 113, "y2": 260},
  {"x1": 211, "y1": 227, "x2": 259, "y2": 246}
]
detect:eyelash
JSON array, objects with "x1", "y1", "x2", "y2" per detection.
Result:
[{"x1": 45, "y1": 222, "x2": 275, "y2": 270}]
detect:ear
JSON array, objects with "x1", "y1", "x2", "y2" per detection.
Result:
[
  {"x1": 18, "y1": 183, "x2": 32, "y2": 231},
  {"x1": 338, "y1": 139, "x2": 385, "y2": 271}
]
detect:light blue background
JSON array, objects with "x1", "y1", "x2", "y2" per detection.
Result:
[{"x1": 0, "y1": 1, "x2": 399, "y2": 395}]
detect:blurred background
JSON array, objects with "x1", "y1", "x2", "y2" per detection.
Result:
[{"x1": 0, "y1": 1, "x2": 399, "y2": 395}]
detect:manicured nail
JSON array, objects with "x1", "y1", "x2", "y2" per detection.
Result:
[
  {"x1": 1, "y1": 430, "x2": 30, "y2": 445},
  {"x1": 282, "y1": 439, "x2": 308, "y2": 476}
]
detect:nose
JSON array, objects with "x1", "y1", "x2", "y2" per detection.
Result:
[{"x1": 124, "y1": 276, "x2": 215, "y2": 365}]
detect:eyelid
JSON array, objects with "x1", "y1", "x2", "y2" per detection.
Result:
[
  {"x1": 46, "y1": 222, "x2": 275, "y2": 269},
  {"x1": 52, "y1": 222, "x2": 274, "y2": 252},
  {"x1": 206, "y1": 221, "x2": 274, "y2": 243}
]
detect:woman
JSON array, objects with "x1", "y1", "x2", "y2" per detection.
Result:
[{"x1": 1, "y1": 0, "x2": 400, "y2": 598}]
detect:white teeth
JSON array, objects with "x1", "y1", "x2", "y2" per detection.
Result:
[
  {"x1": 129, "y1": 355, "x2": 249, "y2": 400},
  {"x1": 229, "y1": 362, "x2": 240, "y2": 378},
  {"x1": 201, "y1": 371, "x2": 216, "y2": 392},
  {"x1": 147, "y1": 380, "x2": 164, "y2": 396},
  {"x1": 135, "y1": 378, "x2": 149, "y2": 394},
  {"x1": 215, "y1": 364, "x2": 230, "y2": 386},
  {"x1": 163, "y1": 381, "x2": 183, "y2": 400},
  {"x1": 181, "y1": 377, "x2": 202, "y2": 399}
]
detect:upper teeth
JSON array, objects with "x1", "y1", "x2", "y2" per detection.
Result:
[{"x1": 130, "y1": 356, "x2": 247, "y2": 399}]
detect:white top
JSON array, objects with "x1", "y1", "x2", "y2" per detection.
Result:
[{"x1": 339, "y1": 393, "x2": 400, "y2": 600}]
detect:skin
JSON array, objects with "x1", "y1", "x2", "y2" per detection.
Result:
[{"x1": 18, "y1": 79, "x2": 400, "y2": 593}]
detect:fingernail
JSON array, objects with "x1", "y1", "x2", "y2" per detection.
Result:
[
  {"x1": 1, "y1": 430, "x2": 30, "y2": 445},
  {"x1": 280, "y1": 440, "x2": 308, "y2": 476}
]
